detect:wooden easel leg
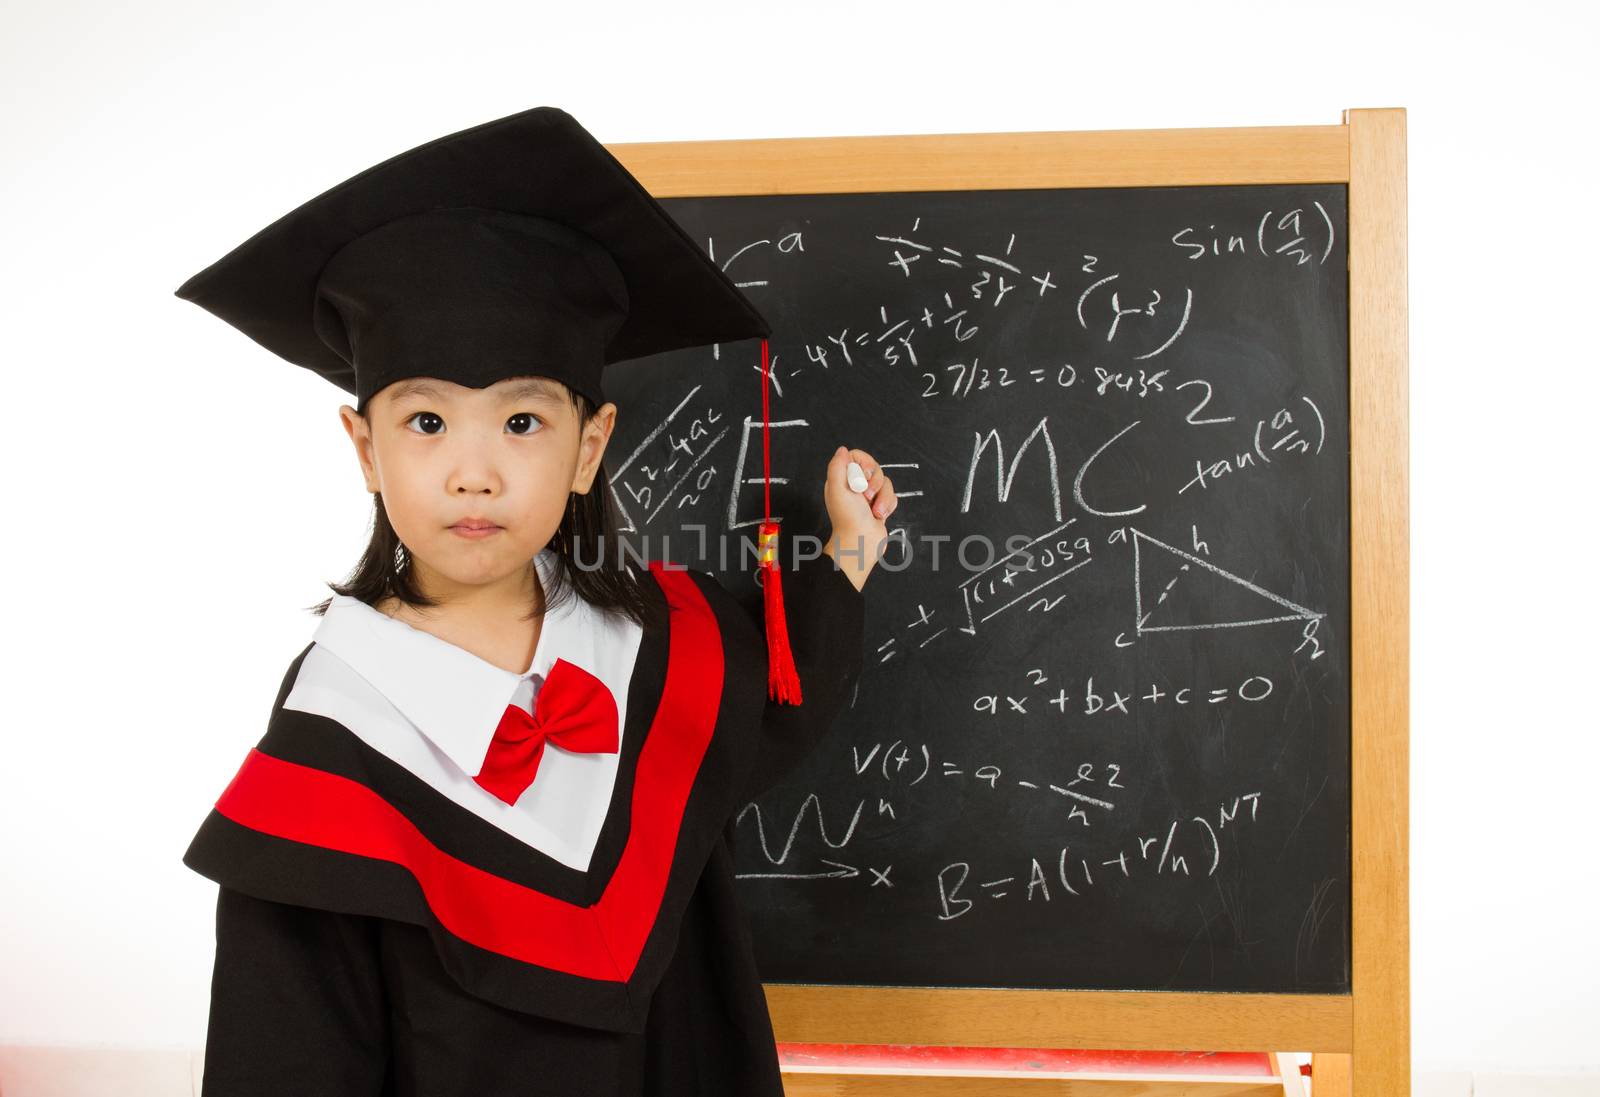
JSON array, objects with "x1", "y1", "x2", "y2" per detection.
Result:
[
  {"x1": 1344, "y1": 103, "x2": 1411, "y2": 1097},
  {"x1": 1271, "y1": 1051, "x2": 1309, "y2": 1096}
]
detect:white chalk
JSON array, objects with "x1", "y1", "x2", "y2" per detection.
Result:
[{"x1": 846, "y1": 460, "x2": 869, "y2": 493}]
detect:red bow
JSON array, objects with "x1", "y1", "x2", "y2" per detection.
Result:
[{"x1": 473, "y1": 657, "x2": 619, "y2": 807}]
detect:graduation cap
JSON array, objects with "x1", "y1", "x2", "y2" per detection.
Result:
[{"x1": 174, "y1": 105, "x2": 804, "y2": 703}]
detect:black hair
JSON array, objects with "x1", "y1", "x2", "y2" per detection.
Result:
[{"x1": 308, "y1": 383, "x2": 664, "y2": 632}]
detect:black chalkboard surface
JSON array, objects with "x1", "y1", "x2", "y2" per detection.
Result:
[{"x1": 604, "y1": 182, "x2": 1350, "y2": 995}]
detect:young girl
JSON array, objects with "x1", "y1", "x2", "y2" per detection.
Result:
[{"x1": 175, "y1": 106, "x2": 895, "y2": 1096}]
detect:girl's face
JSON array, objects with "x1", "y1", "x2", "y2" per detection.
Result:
[{"x1": 338, "y1": 374, "x2": 615, "y2": 604}]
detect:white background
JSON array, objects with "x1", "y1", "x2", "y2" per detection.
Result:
[{"x1": 1, "y1": 0, "x2": 1594, "y2": 1086}]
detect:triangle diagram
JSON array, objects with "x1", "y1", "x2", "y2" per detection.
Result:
[{"x1": 1131, "y1": 528, "x2": 1321, "y2": 634}]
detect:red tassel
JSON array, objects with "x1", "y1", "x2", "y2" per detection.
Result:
[
  {"x1": 757, "y1": 338, "x2": 802, "y2": 705},
  {"x1": 759, "y1": 520, "x2": 802, "y2": 704}
]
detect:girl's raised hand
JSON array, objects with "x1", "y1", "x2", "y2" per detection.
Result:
[{"x1": 822, "y1": 446, "x2": 895, "y2": 588}]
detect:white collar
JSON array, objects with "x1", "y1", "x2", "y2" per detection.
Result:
[{"x1": 310, "y1": 548, "x2": 599, "y2": 778}]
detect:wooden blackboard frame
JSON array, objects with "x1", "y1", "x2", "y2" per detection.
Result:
[{"x1": 607, "y1": 108, "x2": 1409, "y2": 1096}]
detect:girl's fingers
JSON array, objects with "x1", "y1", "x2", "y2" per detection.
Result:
[
  {"x1": 848, "y1": 449, "x2": 882, "y2": 500},
  {"x1": 869, "y1": 474, "x2": 894, "y2": 518},
  {"x1": 839, "y1": 447, "x2": 896, "y2": 520}
]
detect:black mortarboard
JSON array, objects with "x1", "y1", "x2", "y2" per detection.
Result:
[
  {"x1": 172, "y1": 105, "x2": 771, "y2": 413},
  {"x1": 174, "y1": 104, "x2": 809, "y2": 704}
]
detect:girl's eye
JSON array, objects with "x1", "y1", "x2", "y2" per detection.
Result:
[
  {"x1": 507, "y1": 413, "x2": 543, "y2": 436},
  {"x1": 403, "y1": 411, "x2": 445, "y2": 435}
]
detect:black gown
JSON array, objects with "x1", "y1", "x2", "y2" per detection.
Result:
[{"x1": 184, "y1": 544, "x2": 866, "y2": 1096}]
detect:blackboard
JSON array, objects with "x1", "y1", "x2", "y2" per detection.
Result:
[{"x1": 604, "y1": 181, "x2": 1350, "y2": 996}]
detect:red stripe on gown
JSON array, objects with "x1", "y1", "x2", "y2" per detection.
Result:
[{"x1": 212, "y1": 560, "x2": 724, "y2": 983}]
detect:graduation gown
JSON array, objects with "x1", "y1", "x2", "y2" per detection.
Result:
[{"x1": 183, "y1": 543, "x2": 865, "y2": 1096}]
